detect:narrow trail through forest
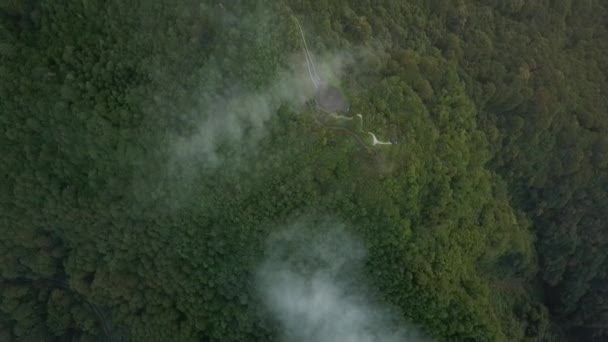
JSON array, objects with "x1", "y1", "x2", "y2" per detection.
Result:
[
  {"x1": 5, "y1": 278, "x2": 116, "y2": 342},
  {"x1": 292, "y1": 16, "x2": 394, "y2": 148}
]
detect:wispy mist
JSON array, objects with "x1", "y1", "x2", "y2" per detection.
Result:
[
  {"x1": 161, "y1": 2, "x2": 395, "y2": 171},
  {"x1": 169, "y1": 41, "x2": 354, "y2": 169},
  {"x1": 256, "y1": 220, "x2": 428, "y2": 342}
]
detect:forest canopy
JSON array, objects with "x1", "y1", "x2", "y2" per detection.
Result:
[{"x1": 1, "y1": 0, "x2": 607, "y2": 341}]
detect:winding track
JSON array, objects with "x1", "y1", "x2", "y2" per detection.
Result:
[
  {"x1": 5, "y1": 277, "x2": 115, "y2": 342},
  {"x1": 292, "y1": 16, "x2": 393, "y2": 148},
  {"x1": 307, "y1": 103, "x2": 375, "y2": 153}
]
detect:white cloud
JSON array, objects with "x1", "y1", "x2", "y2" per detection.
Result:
[{"x1": 256, "y1": 220, "x2": 429, "y2": 342}]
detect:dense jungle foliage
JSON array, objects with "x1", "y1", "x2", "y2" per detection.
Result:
[{"x1": 1, "y1": 0, "x2": 606, "y2": 341}]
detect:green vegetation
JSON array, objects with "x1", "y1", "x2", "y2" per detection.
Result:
[{"x1": 1, "y1": 0, "x2": 606, "y2": 341}]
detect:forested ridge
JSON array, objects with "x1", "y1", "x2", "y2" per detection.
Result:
[{"x1": 1, "y1": 0, "x2": 606, "y2": 341}]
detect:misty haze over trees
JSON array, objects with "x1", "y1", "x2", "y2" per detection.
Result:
[{"x1": 1, "y1": 0, "x2": 607, "y2": 341}]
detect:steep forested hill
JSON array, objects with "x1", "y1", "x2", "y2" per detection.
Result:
[{"x1": 1, "y1": 1, "x2": 606, "y2": 341}]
